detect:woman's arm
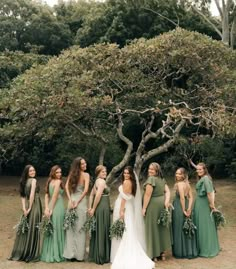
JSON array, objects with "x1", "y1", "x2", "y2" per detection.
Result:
[
  {"x1": 187, "y1": 183, "x2": 193, "y2": 214},
  {"x1": 48, "y1": 180, "x2": 61, "y2": 215},
  {"x1": 21, "y1": 197, "x2": 27, "y2": 216},
  {"x1": 65, "y1": 177, "x2": 74, "y2": 208},
  {"x1": 207, "y1": 191, "x2": 215, "y2": 210},
  {"x1": 75, "y1": 173, "x2": 90, "y2": 207},
  {"x1": 164, "y1": 184, "x2": 170, "y2": 209},
  {"x1": 177, "y1": 182, "x2": 187, "y2": 216},
  {"x1": 142, "y1": 184, "x2": 153, "y2": 216},
  {"x1": 26, "y1": 178, "x2": 37, "y2": 215},
  {"x1": 119, "y1": 180, "x2": 132, "y2": 219},
  {"x1": 89, "y1": 179, "x2": 105, "y2": 217}
]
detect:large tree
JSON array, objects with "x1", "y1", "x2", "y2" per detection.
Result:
[{"x1": 0, "y1": 29, "x2": 235, "y2": 179}]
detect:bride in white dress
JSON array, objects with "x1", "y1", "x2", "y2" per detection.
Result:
[{"x1": 111, "y1": 166, "x2": 154, "y2": 269}]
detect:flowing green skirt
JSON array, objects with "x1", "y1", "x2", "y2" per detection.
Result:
[
  {"x1": 89, "y1": 195, "x2": 111, "y2": 264},
  {"x1": 9, "y1": 194, "x2": 42, "y2": 262}
]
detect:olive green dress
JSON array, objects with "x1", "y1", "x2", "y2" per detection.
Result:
[
  {"x1": 193, "y1": 175, "x2": 220, "y2": 257},
  {"x1": 9, "y1": 178, "x2": 42, "y2": 262},
  {"x1": 40, "y1": 184, "x2": 65, "y2": 262},
  {"x1": 172, "y1": 192, "x2": 198, "y2": 258},
  {"x1": 63, "y1": 184, "x2": 87, "y2": 260},
  {"x1": 143, "y1": 176, "x2": 171, "y2": 259},
  {"x1": 89, "y1": 186, "x2": 111, "y2": 264}
]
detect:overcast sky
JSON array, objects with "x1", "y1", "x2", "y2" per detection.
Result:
[{"x1": 43, "y1": 0, "x2": 219, "y2": 16}]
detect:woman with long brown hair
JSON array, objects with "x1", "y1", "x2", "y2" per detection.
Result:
[
  {"x1": 111, "y1": 166, "x2": 154, "y2": 269},
  {"x1": 41, "y1": 165, "x2": 65, "y2": 262},
  {"x1": 193, "y1": 162, "x2": 220, "y2": 257},
  {"x1": 88, "y1": 165, "x2": 111, "y2": 264},
  {"x1": 9, "y1": 165, "x2": 42, "y2": 262},
  {"x1": 63, "y1": 157, "x2": 90, "y2": 261}
]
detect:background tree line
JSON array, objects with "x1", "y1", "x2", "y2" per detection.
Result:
[{"x1": 0, "y1": 0, "x2": 236, "y2": 179}]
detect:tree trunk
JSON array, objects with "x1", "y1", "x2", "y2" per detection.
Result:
[{"x1": 98, "y1": 145, "x2": 106, "y2": 165}]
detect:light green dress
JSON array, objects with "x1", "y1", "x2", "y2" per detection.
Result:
[
  {"x1": 9, "y1": 178, "x2": 42, "y2": 262},
  {"x1": 40, "y1": 184, "x2": 65, "y2": 262},
  {"x1": 193, "y1": 175, "x2": 220, "y2": 257},
  {"x1": 143, "y1": 176, "x2": 171, "y2": 259},
  {"x1": 89, "y1": 186, "x2": 111, "y2": 264},
  {"x1": 63, "y1": 184, "x2": 87, "y2": 260}
]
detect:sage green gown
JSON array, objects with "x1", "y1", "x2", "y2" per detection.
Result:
[
  {"x1": 9, "y1": 178, "x2": 42, "y2": 262},
  {"x1": 63, "y1": 184, "x2": 87, "y2": 260},
  {"x1": 172, "y1": 192, "x2": 198, "y2": 258},
  {"x1": 193, "y1": 175, "x2": 220, "y2": 257},
  {"x1": 89, "y1": 186, "x2": 111, "y2": 264},
  {"x1": 40, "y1": 185, "x2": 65, "y2": 262},
  {"x1": 143, "y1": 176, "x2": 171, "y2": 259}
]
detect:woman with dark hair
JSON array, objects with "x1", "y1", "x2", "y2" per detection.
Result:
[
  {"x1": 88, "y1": 165, "x2": 111, "y2": 264},
  {"x1": 193, "y1": 162, "x2": 220, "y2": 257},
  {"x1": 63, "y1": 157, "x2": 90, "y2": 261},
  {"x1": 41, "y1": 165, "x2": 65, "y2": 262},
  {"x1": 9, "y1": 165, "x2": 42, "y2": 262},
  {"x1": 142, "y1": 162, "x2": 171, "y2": 261},
  {"x1": 172, "y1": 168, "x2": 197, "y2": 259},
  {"x1": 111, "y1": 166, "x2": 154, "y2": 269}
]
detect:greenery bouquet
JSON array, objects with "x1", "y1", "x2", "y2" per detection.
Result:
[
  {"x1": 80, "y1": 215, "x2": 96, "y2": 237},
  {"x1": 211, "y1": 208, "x2": 226, "y2": 228},
  {"x1": 38, "y1": 216, "x2": 54, "y2": 237},
  {"x1": 109, "y1": 219, "x2": 126, "y2": 240},
  {"x1": 63, "y1": 208, "x2": 78, "y2": 230},
  {"x1": 157, "y1": 208, "x2": 172, "y2": 228},
  {"x1": 14, "y1": 215, "x2": 29, "y2": 235},
  {"x1": 183, "y1": 217, "x2": 197, "y2": 238}
]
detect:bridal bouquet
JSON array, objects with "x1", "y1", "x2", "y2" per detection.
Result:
[
  {"x1": 14, "y1": 215, "x2": 29, "y2": 235},
  {"x1": 157, "y1": 208, "x2": 171, "y2": 228},
  {"x1": 38, "y1": 216, "x2": 54, "y2": 237},
  {"x1": 211, "y1": 208, "x2": 226, "y2": 228},
  {"x1": 109, "y1": 219, "x2": 126, "y2": 240},
  {"x1": 80, "y1": 215, "x2": 96, "y2": 237},
  {"x1": 183, "y1": 217, "x2": 197, "y2": 238},
  {"x1": 63, "y1": 208, "x2": 78, "y2": 230}
]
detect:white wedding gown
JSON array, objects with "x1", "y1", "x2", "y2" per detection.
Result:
[{"x1": 111, "y1": 185, "x2": 154, "y2": 269}]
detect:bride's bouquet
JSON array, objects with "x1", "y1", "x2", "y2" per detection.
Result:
[
  {"x1": 211, "y1": 207, "x2": 226, "y2": 228},
  {"x1": 63, "y1": 208, "x2": 78, "y2": 230},
  {"x1": 80, "y1": 215, "x2": 96, "y2": 237},
  {"x1": 109, "y1": 219, "x2": 126, "y2": 240},
  {"x1": 157, "y1": 208, "x2": 172, "y2": 228},
  {"x1": 14, "y1": 215, "x2": 29, "y2": 235},
  {"x1": 183, "y1": 217, "x2": 197, "y2": 238},
  {"x1": 37, "y1": 216, "x2": 54, "y2": 237}
]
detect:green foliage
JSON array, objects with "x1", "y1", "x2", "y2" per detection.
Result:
[{"x1": 0, "y1": 29, "x2": 235, "y2": 177}]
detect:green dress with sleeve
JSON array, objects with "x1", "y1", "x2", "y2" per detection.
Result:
[
  {"x1": 40, "y1": 184, "x2": 65, "y2": 262},
  {"x1": 143, "y1": 176, "x2": 171, "y2": 259},
  {"x1": 89, "y1": 186, "x2": 111, "y2": 264},
  {"x1": 193, "y1": 175, "x2": 220, "y2": 257},
  {"x1": 9, "y1": 178, "x2": 42, "y2": 262}
]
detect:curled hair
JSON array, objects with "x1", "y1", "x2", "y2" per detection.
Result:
[
  {"x1": 122, "y1": 166, "x2": 137, "y2": 196},
  {"x1": 67, "y1": 157, "x2": 84, "y2": 193},
  {"x1": 19, "y1": 165, "x2": 35, "y2": 197},
  {"x1": 149, "y1": 162, "x2": 164, "y2": 179},
  {"x1": 95, "y1": 165, "x2": 106, "y2": 178},
  {"x1": 45, "y1": 165, "x2": 64, "y2": 195}
]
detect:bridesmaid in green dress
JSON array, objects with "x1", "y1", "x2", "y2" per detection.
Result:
[
  {"x1": 172, "y1": 168, "x2": 198, "y2": 258},
  {"x1": 9, "y1": 165, "x2": 42, "y2": 262},
  {"x1": 88, "y1": 165, "x2": 111, "y2": 264},
  {"x1": 63, "y1": 157, "x2": 90, "y2": 261},
  {"x1": 142, "y1": 162, "x2": 171, "y2": 261},
  {"x1": 40, "y1": 165, "x2": 65, "y2": 262},
  {"x1": 193, "y1": 162, "x2": 220, "y2": 257}
]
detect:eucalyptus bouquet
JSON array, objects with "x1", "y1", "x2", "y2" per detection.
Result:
[
  {"x1": 211, "y1": 208, "x2": 226, "y2": 228},
  {"x1": 183, "y1": 217, "x2": 197, "y2": 238},
  {"x1": 109, "y1": 219, "x2": 126, "y2": 240},
  {"x1": 157, "y1": 208, "x2": 172, "y2": 228},
  {"x1": 80, "y1": 215, "x2": 96, "y2": 237},
  {"x1": 38, "y1": 216, "x2": 54, "y2": 237},
  {"x1": 63, "y1": 208, "x2": 78, "y2": 230},
  {"x1": 14, "y1": 215, "x2": 29, "y2": 235}
]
